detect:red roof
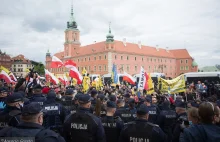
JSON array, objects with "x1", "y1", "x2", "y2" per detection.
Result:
[
  {"x1": 169, "y1": 49, "x2": 192, "y2": 59},
  {"x1": 53, "y1": 40, "x2": 192, "y2": 59}
]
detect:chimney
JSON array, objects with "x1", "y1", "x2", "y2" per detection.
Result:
[
  {"x1": 123, "y1": 38, "x2": 126, "y2": 46},
  {"x1": 166, "y1": 47, "x2": 169, "y2": 52},
  {"x1": 138, "y1": 41, "x2": 141, "y2": 49},
  {"x1": 156, "y1": 45, "x2": 159, "y2": 51}
]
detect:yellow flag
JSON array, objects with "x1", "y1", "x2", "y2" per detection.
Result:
[
  {"x1": 0, "y1": 66, "x2": 10, "y2": 74},
  {"x1": 82, "y1": 68, "x2": 87, "y2": 75},
  {"x1": 147, "y1": 73, "x2": 154, "y2": 94},
  {"x1": 25, "y1": 68, "x2": 30, "y2": 73}
]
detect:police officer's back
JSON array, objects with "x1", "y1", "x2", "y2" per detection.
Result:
[
  {"x1": 172, "y1": 101, "x2": 187, "y2": 142},
  {"x1": 29, "y1": 84, "x2": 46, "y2": 106},
  {"x1": 61, "y1": 89, "x2": 78, "y2": 115},
  {"x1": 0, "y1": 102, "x2": 65, "y2": 142},
  {"x1": 0, "y1": 92, "x2": 23, "y2": 129},
  {"x1": 43, "y1": 91, "x2": 66, "y2": 133},
  {"x1": 119, "y1": 104, "x2": 167, "y2": 142},
  {"x1": 101, "y1": 101, "x2": 124, "y2": 142},
  {"x1": 63, "y1": 94, "x2": 106, "y2": 142},
  {"x1": 115, "y1": 99, "x2": 135, "y2": 123},
  {"x1": 144, "y1": 97, "x2": 158, "y2": 124},
  {"x1": 156, "y1": 101, "x2": 176, "y2": 142}
]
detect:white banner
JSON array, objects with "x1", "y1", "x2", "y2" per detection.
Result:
[{"x1": 138, "y1": 66, "x2": 146, "y2": 90}]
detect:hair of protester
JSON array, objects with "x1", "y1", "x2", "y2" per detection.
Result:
[
  {"x1": 94, "y1": 98, "x2": 101, "y2": 116},
  {"x1": 187, "y1": 107, "x2": 200, "y2": 122},
  {"x1": 33, "y1": 89, "x2": 42, "y2": 94},
  {"x1": 198, "y1": 102, "x2": 215, "y2": 124}
]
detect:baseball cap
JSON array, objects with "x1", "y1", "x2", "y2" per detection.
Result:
[
  {"x1": 137, "y1": 104, "x2": 149, "y2": 115},
  {"x1": 97, "y1": 94, "x2": 105, "y2": 101},
  {"x1": 175, "y1": 101, "x2": 186, "y2": 108},
  {"x1": 128, "y1": 98, "x2": 135, "y2": 104},
  {"x1": 117, "y1": 99, "x2": 124, "y2": 104},
  {"x1": 145, "y1": 96, "x2": 152, "y2": 103},
  {"x1": 65, "y1": 89, "x2": 74, "y2": 95},
  {"x1": 22, "y1": 102, "x2": 45, "y2": 116},
  {"x1": 91, "y1": 90, "x2": 98, "y2": 97},
  {"x1": 78, "y1": 94, "x2": 94, "y2": 104},
  {"x1": 107, "y1": 101, "x2": 116, "y2": 108},
  {"x1": 6, "y1": 93, "x2": 24, "y2": 103},
  {"x1": 47, "y1": 91, "x2": 56, "y2": 99}
]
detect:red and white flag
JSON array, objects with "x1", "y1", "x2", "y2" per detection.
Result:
[
  {"x1": 51, "y1": 56, "x2": 63, "y2": 68},
  {"x1": 123, "y1": 71, "x2": 135, "y2": 85},
  {"x1": 9, "y1": 73, "x2": 17, "y2": 82},
  {"x1": 58, "y1": 77, "x2": 66, "y2": 85},
  {"x1": 0, "y1": 70, "x2": 13, "y2": 83},
  {"x1": 69, "y1": 66, "x2": 83, "y2": 84},
  {"x1": 63, "y1": 74, "x2": 69, "y2": 86},
  {"x1": 64, "y1": 60, "x2": 76, "y2": 68},
  {"x1": 138, "y1": 66, "x2": 147, "y2": 90},
  {"x1": 44, "y1": 69, "x2": 59, "y2": 85}
]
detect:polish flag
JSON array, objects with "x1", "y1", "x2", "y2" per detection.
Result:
[
  {"x1": 44, "y1": 69, "x2": 59, "y2": 85},
  {"x1": 51, "y1": 56, "x2": 63, "y2": 68},
  {"x1": 9, "y1": 73, "x2": 17, "y2": 82},
  {"x1": 69, "y1": 66, "x2": 83, "y2": 84},
  {"x1": 64, "y1": 60, "x2": 76, "y2": 68},
  {"x1": 0, "y1": 70, "x2": 13, "y2": 83},
  {"x1": 123, "y1": 71, "x2": 135, "y2": 85},
  {"x1": 58, "y1": 77, "x2": 66, "y2": 85},
  {"x1": 63, "y1": 75, "x2": 69, "y2": 85}
]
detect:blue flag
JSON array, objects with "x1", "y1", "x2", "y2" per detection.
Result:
[{"x1": 111, "y1": 64, "x2": 118, "y2": 84}]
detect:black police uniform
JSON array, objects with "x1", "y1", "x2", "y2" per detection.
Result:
[
  {"x1": 119, "y1": 104, "x2": 167, "y2": 142},
  {"x1": 101, "y1": 101, "x2": 124, "y2": 142},
  {"x1": 115, "y1": 107, "x2": 135, "y2": 123},
  {"x1": 63, "y1": 94, "x2": 106, "y2": 142},
  {"x1": 0, "y1": 102, "x2": 66, "y2": 142},
  {"x1": 0, "y1": 93, "x2": 23, "y2": 130},
  {"x1": 43, "y1": 91, "x2": 66, "y2": 134},
  {"x1": 156, "y1": 101, "x2": 176, "y2": 142},
  {"x1": 29, "y1": 85, "x2": 46, "y2": 106},
  {"x1": 0, "y1": 87, "x2": 7, "y2": 111}
]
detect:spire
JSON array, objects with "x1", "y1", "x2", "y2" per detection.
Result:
[
  {"x1": 46, "y1": 49, "x2": 51, "y2": 57},
  {"x1": 67, "y1": 2, "x2": 78, "y2": 29},
  {"x1": 106, "y1": 22, "x2": 114, "y2": 42}
]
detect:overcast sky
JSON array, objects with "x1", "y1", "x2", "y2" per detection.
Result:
[{"x1": 0, "y1": 0, "x2": 219, "y2": 67}]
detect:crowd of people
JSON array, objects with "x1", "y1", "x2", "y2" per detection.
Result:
[{"x1": 0, "y1": 74, "x2": 219, "y2": 142}]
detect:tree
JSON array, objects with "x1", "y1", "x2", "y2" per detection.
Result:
[{"x1": 34, "y1": 64, "x2": 45, "y2": 75}]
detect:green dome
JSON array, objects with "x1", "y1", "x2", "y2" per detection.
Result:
[
  {"x1": 106, "y1": 33, "x2": 114, "y2": 38},
  {"x1": 192, "y1": 60, "x2": 198, "y2": 67}
]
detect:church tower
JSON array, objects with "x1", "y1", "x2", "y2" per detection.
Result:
[
  {"x1": 64, "y1": 5, "x2": 80, "y2": 58},
  {"x1": 105, "y1": 22, "x2": 115, "y2": 50}
]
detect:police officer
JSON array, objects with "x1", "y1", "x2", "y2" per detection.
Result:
[
  {"x1": 98, "y1": 94, "x2": 107, "y2": 117},
  {"x1": 0, "y1": 102, "x2": 66, "y2": 142},
  {"x1": 119, "y1": 104, "x2": 167, "y2": 142},
  {"x1": 61, "y1": 88, "x2": 78, "y2": 115},
  {"x1": 156, "y1": 100, "x2": 176, "y2": 142},
  {"x1": 115, "y1": 99, "x2": 135, "y2": 123},
  {"x1": 123, "y1": 93, "x2": 130, "y2": 108},
  {"x1": 101, "y1": 101, "x2": 124, "y2": 142},
  {"x1": 29, "y1": 84, "x2": 46, "y2": 106},
  {"x1": 0, "y1": 92, "x2": 24, "y2": 129},
  {"x1": 128, "y1": 98, "x2": 137, "y2": 118},
  {"x1": 0, "y1": 87, "x2": 8, "y2": 111},
  {"x1": 63, "y1": 94, "x2": 106, "y2": 142},
  {"x1": 43, "y1": 91, "x2": 66, "y2": 134},
  {"x1": 144, "y1": 96, "x2": 158, "y2": 124},
  {"x1": 172, "y1": 101, "x2": 187, "y2": 142}
]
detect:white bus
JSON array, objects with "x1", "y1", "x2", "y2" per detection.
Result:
[
  {"x1": 133, "y1": 72, "x2": 166, "y2": 83},
  {"x1": 102, "y1": 73, "x2": 124, "y2": 85},
  {"x1": 89, "y1": 74, "x2": 100, "y2": 81},
  {"x1": 184, "y1": 72, "x2": 220, "y2": 83}
]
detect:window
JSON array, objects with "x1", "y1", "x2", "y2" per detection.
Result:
[
  {"x1": 94, "y1": 56, "x2": 96, "y2": 60},
  {"x1": 180, "y1": 60, "x2": 183, "y2": 64},
  {"x1": 94, "y1": 66, "x2": 96, "y2": 71},
  {"x1": 147, "y1": 58, "x2": 149, "y2": 62},
  {"x1": 158, "y1": 59, "x2": 160, "y2": 62},
  {"x1": 78, "y1": 67, "x2": 80, "y2": 71},
  {"x1": 127, "y1": 56, "x2": 129, "y2": 60},
  {"x1": 115, "y1": 55, "x2": 117, "y2": 59},
  {"x1": 105, "y1": 55, "x2": 107, "y2": 59},
  {"x1": 185, "y1": 66, "x2": 189, "y2": 70},
  {"x1": 154, "y1": 59, "x2": 156, "y2": 62},
  {"x1": 135, "y1": 57, "x2": 136, "y2": 61},
  {"x1": 135, "y1": 66, "x2": 137, "y2": 72},
  {"x1": 99, "y1": 66, "x2": 101, "y2": 71},
  {"x1": 161, "y1": 59, "x2": 162, "y2": 62},
  {"x1": 121, "y1": 64, "x2": 124, "y2": 71},
  {"x1": 170, "y1": 60, "x2": 172, "y2": 63},
  {"x1": 151, "y1": 58, "x2": 152, "y2": 62},
  {"x1": 14, "y1": 69, "x2": 16, "y2": 72},
  {"x1": 89, "y1": 57, "x2": 90, "y2": 61},
  {"x1": 165, "y1": 60, "x2": 166, "y2": 63},
  {"x1": 104, "y1": 65, "x2": 107, "y2": 71},
  {"x1": 78, "y1": 59, "x2": 79, "y2": 62},
  {"x1": 85, "y1": 58, "x2": 86, "y2": 61},
  {"x1": 99, "y1": 56, "x2": 101, "y2": 60},
  {"x1": 186, "y1": 60, "x2": 188, "y2": 63},
  {"x1": 170, "y1": 66, "x2": 172, "y2": 70},
  {"x1": 14, "y1": 65, "x2": 16, "y2": 67},
  {"x1": 127, "y1": 65, "x2": 129, "y2": 72},
  {"x1": 180, "y1": 66, "x2": 184, "y2": 70},
  {"x1": 81, "y1": 67, "x2": 83, "y2": 71},
  {"x1": 149, "y1": 66, "x2": 151, "y2": 71},
  {"x1": 121, "y1": 56, "x2": 123, "y2": 60},
  {"x1": 88, "y1": 66, "x2": 90, "y2": 71},
  {"x1": 175, "y1": 73, "x2": 176, "y2": 75},
  {"x1": 142, "y1": 57, "x2": 144, "y2": 62}
]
